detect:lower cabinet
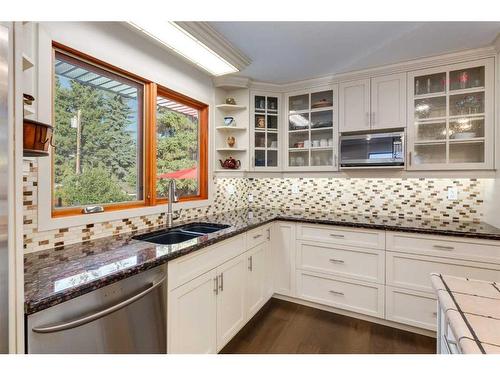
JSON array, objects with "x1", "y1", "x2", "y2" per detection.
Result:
[
  {"x1": 385, "y1": 286, "x2": 437, "y2": 331},
  {"x1": 168, "y1": 222, "x2": 500, "y2": 353},
  {"x1": 273, "y1": 222, "x2": 295, "y2": 296},
  {"x1": 216, "y1": 255, "x2": 247, "y2": 351},
  {"x1": 245, "y1": 241, "x2": 268, "y2": 318},
  {"x1": 168, "y1": 227, "x2": 273, "y2": 353},
  {"x1": 168, "y1": 269, "x2": 218, "y2": 354},
  {"x1": 296, "y1": 270, "x2": 385, "y2": 318}
]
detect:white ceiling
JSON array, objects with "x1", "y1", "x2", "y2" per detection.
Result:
[{"x1": 209, "y1": 22, "x2": 500, "y2": 84}]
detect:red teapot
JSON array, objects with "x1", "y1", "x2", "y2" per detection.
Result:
[{"x1": 219, "y1": 157, "x2": 241, "y2": 169}]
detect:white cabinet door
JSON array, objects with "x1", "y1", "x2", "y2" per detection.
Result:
[
  {"x1": 168, "y1": 269, "x2": 218, "y2": 354},
  {"x1": 245, "y1": 242, "x2": 267, "y2": 318},
  {"x1": 339, "y1": 79, "x2": 370, "y2": 132},
  {"x1": 216, "y1": 255, "x2": 247, "y2": 351},
  {"x1": 273, "y1": 222, "x2": 295, "y2": 296},
  {"x1": 371, "y1": 73, "x2": 406, "y2": 130}
]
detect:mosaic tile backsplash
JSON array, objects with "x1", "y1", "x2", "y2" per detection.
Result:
[{"x1": 23, "y1": 159, "x2": 490, "y2": 253}]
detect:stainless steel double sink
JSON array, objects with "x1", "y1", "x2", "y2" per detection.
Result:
[{"x1": 133, "y1": 223, "x2": 230, "y2": 245}]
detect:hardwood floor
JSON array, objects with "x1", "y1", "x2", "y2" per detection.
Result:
[{"x1": 221, "y1": 298, "x2": 436, "y2": 354}]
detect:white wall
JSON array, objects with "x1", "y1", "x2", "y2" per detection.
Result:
[{"x1": 39, "y1": 22, "x2": 214, "y2": 104}]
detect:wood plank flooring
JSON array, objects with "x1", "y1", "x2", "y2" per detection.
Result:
[{"x1": 221, "y1": 298, "x2": 436, "y2": 354}]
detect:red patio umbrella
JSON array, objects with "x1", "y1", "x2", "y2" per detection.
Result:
[{"x1": 157, "y1": 167, "x2": 197, "y2": 179}]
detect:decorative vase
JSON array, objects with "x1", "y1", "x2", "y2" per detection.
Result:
[{"x1": 226, "y1": 136, "x2": 236, "y2": 148}]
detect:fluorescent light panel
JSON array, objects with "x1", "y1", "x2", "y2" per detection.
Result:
[{"x1": 128, "y1": 21, "x2": 238, "y2": 76}]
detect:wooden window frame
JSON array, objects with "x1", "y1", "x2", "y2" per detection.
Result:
[
  {"x1": 153, "y1": 85, "x2": 209, "y2": 206},
  {"x1": 51, "y1": 42, "x2": 209, "y2": 218}
]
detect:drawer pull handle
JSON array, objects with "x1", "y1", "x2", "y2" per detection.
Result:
[
  {"x1": 329, "y1": 258, "x2": 345, "y2": 264},
  {"x1": 253, "y1": 234, "x2": 263, "y2": 240},
  {"x1": 329, "y1": 234, "x2": 345, "y2": 238},
  {"x1": 329, "y1": 290, "x2": 344, "y2": 296},
  {"x1": 433, "y1": 244, "x2": 454, "y2": 251}
]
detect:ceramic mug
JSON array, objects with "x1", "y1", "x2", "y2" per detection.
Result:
[
  {"x1": 320, "y1": 138, "x2": 328, "y2": 147},
  {"x1": 328, "y1": 138, "x2": 334, "y2": 147},
  {"x1": 304, "y1": 140, "x2": 311, "y2": 148},
  {"x1": 312, "y1": 140, "x2": 320, "y2": 148},
  {"x1": 270, "y1": 140, "x2": 278, "y2": 148}
]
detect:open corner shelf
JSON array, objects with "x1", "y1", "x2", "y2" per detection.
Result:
[{"x1": 215, "y1": 104, "x2": 247, "y2": 111}]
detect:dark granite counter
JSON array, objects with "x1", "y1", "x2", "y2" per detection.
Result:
[{"x1": 25, "y1": 208, "x2": 500, "y2": 315}]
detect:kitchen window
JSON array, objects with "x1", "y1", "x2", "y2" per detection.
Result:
[{"x1": 51, "y1": 43, "x2": 208, "y2": 217}]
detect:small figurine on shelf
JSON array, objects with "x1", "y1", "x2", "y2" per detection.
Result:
[
  {"x1": 224, "y1": 116, "x2": 236, "y2": 127},
  {"x1": 225, "y1": 97, "x2": 236, "y2": 105},
  {"x1": 226, "y1": 136, "x2": 236, "y2": 148}
]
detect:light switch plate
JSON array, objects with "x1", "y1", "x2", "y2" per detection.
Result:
[
  {"x1": 447, "y1": 186, "x2": 458, "y2": 200},
  {"x1": 248, "y1": 193, "x2": 254, "y2": 202},
  {"x1": 291, "y1": 184, "x2": 300, "y2": 194}
]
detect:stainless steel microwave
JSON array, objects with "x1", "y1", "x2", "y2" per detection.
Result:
[{"x1": 340, "y1": 131, "x2": 405, "y2": 168}]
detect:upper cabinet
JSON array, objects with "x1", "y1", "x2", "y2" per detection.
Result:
[
  {"x1": 285, "y1": 85, "x2": 339, "y2": 170},
  {"x1": 250, "y1": 92, "x2": 281, "y2": 170},
  {"x1": 339, "y1": 79, "x2": 370, "y2": 132},
  {"x1": 339, "y1": 73, "x2": 406, "y2": 133},
  {"x1": 407, "y1": 58, "x2": 494, "y2": 170},
  {"x1": 370, "y1": 73, "x2": 406, "y2": 130}
]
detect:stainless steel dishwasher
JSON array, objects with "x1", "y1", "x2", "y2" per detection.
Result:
[{"x1": 27, "y1": 265, "x2": 167, "y2": 354}]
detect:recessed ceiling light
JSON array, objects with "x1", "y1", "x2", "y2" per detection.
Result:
[{"x1": 128, "y1": 21, "x2": 239, "y2": 76}]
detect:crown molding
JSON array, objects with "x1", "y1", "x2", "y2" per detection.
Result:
[
  {"x1": 494, "y1": 32, "x2": 500, "y2": 53},
  {"x1": 225, "y1": 45, "x2": 497, "y2": 93},
  {"x1": 175, "y1": 22, "x2": 251, "y2": 72}
]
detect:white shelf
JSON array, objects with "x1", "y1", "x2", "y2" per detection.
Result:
[
  {"x1": 311, "y1": 147, "x2": 333, "y2": 151},
  {"x1": 414, "y1": 92, "x2": 446, "y2": 100},
  {"x1": 288, "y1": 148, "x2": 309, "y2": 152},
  {"x1": 216, "y1": 104, "x2": 247, "y2": 111},
  {"x1": 216, "y1": 126, "x2": 247, "y2": 131},
  {"x1": 449, "y1": 87, "x2": 485, "y2": 95},
  {"x1": 448, "y1": 137, "x2": 485, "y2": 144},
  {"x1": 22, "y1": 54, "x2": 34, "y2": 71},
  {"x1": 216, "y1": 148, "x2": 247, "y2": 152},
  {"x1": 311, "y1": 127, "x2": 333, "y2": 131}
]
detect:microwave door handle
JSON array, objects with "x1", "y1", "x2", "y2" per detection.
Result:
[{"x1": 31, "y1": 274, "x2": 167, "y2": 334}]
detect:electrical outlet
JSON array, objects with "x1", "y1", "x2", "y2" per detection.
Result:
[
  {"x1": 447, "y1": 186, "x2": 458, "y2": 200},
  {"x1": 291, "y1": 184, "x2": 300, "y2": 194},
  {"x1": 248, "y1": 193, "x2": 254, "y2": 203}
]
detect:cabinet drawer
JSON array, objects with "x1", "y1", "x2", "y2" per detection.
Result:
[
  {"x1": 296, "y1": 241, "x2": 384, "y2": 284},
  {"x1": 386, "y1": 251, "x2": 500, "y2": 294},
  {"x1": 168, "y1": 235, "x2": 245, "y2": 290},
  {"x1": 385, "y1": 286, "x2": 437, "y2": 331},
  {"x1": 246, "y1": 225, "x2": 270, "y2": 249},
  {"x1": 386, "y1": 231, "x2": 500, "y2": 264},
  {"x1": 296, "y1": 271, "x2": 384, "y2": 318},
  {"x1": 297, "y1": 224, "x2": 385, "y2": 249}
]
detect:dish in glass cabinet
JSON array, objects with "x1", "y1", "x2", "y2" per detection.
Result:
[
  {"x1": 451, "y1": 132, "x2": 476, "y2": 140},
  {"x1": 311, "y1": 99, "x2": 333, "y2": 108}
]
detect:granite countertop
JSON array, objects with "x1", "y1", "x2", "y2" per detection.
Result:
[
  {"x1": 25, "y1": 208, "x2": 500, "y2": 315},
  {"x1": 431, "y1": 274, "x2": 500, "y2": 354}
]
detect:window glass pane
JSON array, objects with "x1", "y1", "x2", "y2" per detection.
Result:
[
  {"x1": 156, "y1": 95, "x2": 199, "y2": 199},
  {"x1": 53, "y1": 51, "x2": 143, "y2": 209}
]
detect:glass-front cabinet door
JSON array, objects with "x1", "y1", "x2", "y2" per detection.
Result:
[
  {"x1": 286, "y1": 85, "x2": 339, "y2": 170},
  {"x1": 251, "y1": 92, "x2": 280, "y2": 170},
  {"x1": 407, "y1": 58, "x2": 494, "y2": 170}
]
